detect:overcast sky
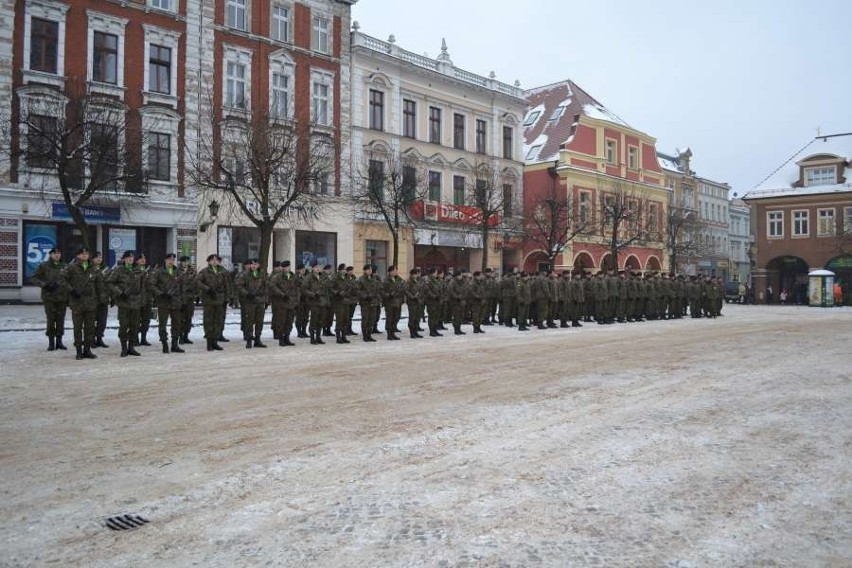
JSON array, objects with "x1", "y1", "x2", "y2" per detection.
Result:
[{"x1": 352, "y1": 0, "x2": 850, "y2": 195}]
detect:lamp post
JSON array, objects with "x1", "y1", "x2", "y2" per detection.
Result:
[{"x1": 199, "y1": 200, "x2": 220, "y2": 232}]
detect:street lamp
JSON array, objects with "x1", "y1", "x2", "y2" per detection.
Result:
[{"x1": 199, "y1": 199, "x2": 220, "y2": 232}]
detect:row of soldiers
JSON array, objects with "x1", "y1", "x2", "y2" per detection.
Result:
[{"x1": 32, "y1": 247, "x2": 725, "y2": 359}]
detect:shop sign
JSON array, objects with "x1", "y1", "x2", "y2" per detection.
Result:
[
  {"x1": 108, "y1": 228, "x2": 136, "y2": 267},
  {"x1": 51, "y1": 203, "x2": 121, "y2": 224},
  {"x1": 411, "y1": 201, "x2": 500, "y2": 227},
  {"x1": 24, "y1": 224, "x2": 57, "y2": 280}
]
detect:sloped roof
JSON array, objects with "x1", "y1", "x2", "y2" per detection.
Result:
[
  {"x1": 522, "y1": 79, "x2": 632, "y2": 165},
  {"x1": 746, "y1": 133, "x2": 852, "y2": 199}
]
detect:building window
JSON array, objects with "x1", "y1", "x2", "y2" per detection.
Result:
[
  {"x1": 648, "y1": 203, "x2": 658, "y2": 234},
  {"x1": 453, "y1": 113, "x2": 465, "y2": 150},
  {"x1": 296, "y1": 230, "x2": 337, "y2": 269},
  {"x1": 605, "y1": 139, "x2": 616, "y2": 164},
  {"x1": 365, "y1": 240, "x2": 388, "y2": 277},
  {"x1": 475, "y1": 119, "x2": 487, "y2": 154},
  {"x1": 225, "y1": 60, "x2": 246, "y2": 108},
  {"x1": 805, "y1": 166, "x2": 835, "y2": 186},
  {"x1": 368, "y1": 159, "x2": 384, "y2": 199},
  {"x1": 768, "y1": 211, "x2": 783, "y2": 238},
  {"x1": 313, "y1": 172, "x2": 329, "y2": 195},
  {"x1": 25, "y1": 114, "x2": 58, "y2": 169},
  {"x1": 845, "y1": 207, "x2": 852, "y2": 233},
  {"x1": 579, "y1": 191, "x2": 591, "y2": 225},
  {"x1": 148, "y1": 44, "x2": 171, "y2": 94},
  {"x1": 148, "y1": 0, "x2": 174, "y2": 11},
  {"x1": 429, "y1": 107, "x2": 441, "y2": 144},
  {"x1": 271, "y1": 4, "x2": 290, "y2": 42},
  {"x1": 313, "y1": 16, "x2": 330, "y2": 54},
  {"x1": 526, "y1": 145, "x2": 542, "y2": 161},
  {"x1": 90, "y1": 123, "x2": 120, "y2": 190},
  {"x1": 453, "y1": 175, "x2": 465, "y2": 205},
  {"x1": 312, "y1": 81, "x2": 329, "y2": 125},
  {"x1": 792, "y1": 210, "x2": 809, "y2": 236},
  {"x1": 93, "y1": 31, "x2": 118, "y2": 84},
  {"x1": 428, "y1": 171, "x2": 441, "y2": 202},
  {"x1": 226, "y1": 0, "x2": 247, "y2": 30},
  {"x1": 502, "y1": 184, "x2": 513, "y2": 218},
  {"x1": 147, "y1": 132, "x2": 171, "y2": 181},
  {"x1": 30, "y1": 18, "x2": 59, "y2": 73},
  {"x1": 627, "y1": 146, "x2": 638, "y2": 170},
  {"x1": 523, "y1": 110, "x2": 540, "y2": 126},
  {"x1": 271, "y1": 72, "x2": 290, "y2": 118},
  {"x1": 402, "y1": 165, "x2": 416, "y2": 204},
  {"x1": 403, "y1": 99, "x2": 416, "y2": 139},
  {"x1": 368, "y1": 89, "x2": 384, "y2": 131},
  {"x1": 503, "y1": 126, "x2": 513, "y2": 160}
]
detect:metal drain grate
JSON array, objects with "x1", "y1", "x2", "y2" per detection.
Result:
[{"x1": 105, "y1": 514, "x2": 149, "y2": 531}]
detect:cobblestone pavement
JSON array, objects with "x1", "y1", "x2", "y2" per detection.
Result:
[{"x1": 0, "y1": 304, "x2": 850, "y2": 567}]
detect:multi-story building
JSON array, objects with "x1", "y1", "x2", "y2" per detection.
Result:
[
  {"x1": 350, "y1": 30, "x2": 526, "y2": 275},
  {"x1": 522, "y1": 79, "x2": 669, "y2": 273},
  {"x1": 744, "y1": 132, "x2": 852, "y2": 304},
  {"x1": 0, "y1": 0, "x2": 355, "y2": 301},
  {"x1": 2, "y1": 0, "x2": 199, "y2": 301},
  {"x1": 728, "y1": 198, "x2": 752, "y2": 285},
  {"x1": 696, "y1": 176, "x2": 732, "y2": 279}
]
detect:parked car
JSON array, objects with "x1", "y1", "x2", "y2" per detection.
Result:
[{"x1": 724, "y1": 281, "x2": 741, "y2": 303}]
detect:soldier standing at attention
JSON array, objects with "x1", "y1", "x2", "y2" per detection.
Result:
[
  {"x1": 382, "y1": 265, "x2": 405, "y2": 340},
  {"x1": 195, "y1": 254, "x2": 230, "y2": 351},
  {"x1": 405, "y1": 268, "x2": 424, "y2": 339},
  {"x1": 371, "y1": 266, "x2": 383, "y2": 335},
  {"x1": 547, "y1": 271, "x2": 560, "y2": 328},
  {"x1": 149, "y1": 253, "x2": 185, "y2": 354},
  {"x1": 568, "y1": 271, "x2": 585, "y2": 327},
  {"x1": 358, "y1": 264, "x2": 379, "y2": 342},
  {"x1": 64, "y1": 246, "x2": 102, "y2": 360},
  {"x1": 329, "y1": 263, "x2": 352, "y2": 344},
  {"x1": 469, "y1": 271, "x2": 488, "y2": 333},
  {"x1": 447, "y1": 269, "x2": 468, "y2": 335},
  {"x1": 423, "y1": 267, "x2": 443, "y2": 338},
  {"x1": 484, "y1": 268, "x2": 499, "y2": 325},
  {"x1": 499, "y1": 270, "x2": 517, "y2": 327},
  {"x1": 90, "y1": 251, "x2": 111, "y2": 348},
  {"x1": 31, "y1": 247, "x2": 69, "y2": 351},
  {"x1": 177, "y1": 256, "x2": 197, "y2": 344},
  {"x1": 134, "y1": 253, "x2": 153, "y2": 346},
  {"x1": 108, "y1": 251, "x2": 145, "y2": 357},
  {"x1": 303, "y1": 264, "x2": 329, "y2": 345},
  {"x1": 346, "y1": 266, "x2": 358, "y2": 335},
  {"x1": 320, "y1": 265, "x2": 336, "y2": 338},
  {"x1": 269, "y1": 261, "x2": 284, "y2": 340},
  {"x1": 294, "y1": 263, "x2": 310, "y2": 339},
  {"x1": 270, "y1": 260, "x2": 299, "y2": 346},
  {"x1": 515, "y1": 272, "x2": 531, "y2": 331},
  {"x1": 236, "y1": 258, "x2": 268, "y2": 348}
]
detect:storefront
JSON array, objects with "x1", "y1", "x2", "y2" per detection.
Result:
[{"x1": 296, "y1": 230, "x2": 337, "y2": 269}]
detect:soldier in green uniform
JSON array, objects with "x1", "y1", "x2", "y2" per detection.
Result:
[
  {"x1": 499, "y1": 270, "x2": 516, "y2": 327},
  {"x1": 148, "y1": 253, "x2": 185, "y2": 353},
  {"x1": 371, "y1": 266, "x2": 383, "y2": 335},
  {"x1": 568, "y1": 271, "x2": 585, "y2": 327},
  {"x1": 447, "y1": 269, "x2": 468, "y2": 335},
  {"x1": 273, "y1": 260, "x2": 300, "y2": 346},
  {"x1": 593, "y1": 272, "x2": 608, "y2": 324},
  {"x1": 423, "y1": 267, "x2": 443, "y2": 337},
  {"x1": 108, "y1": 250, "x2": 145, "y2": 357},
  {"x1": 469, "y1": 271, "x2": 488, "y2": 333},
  {"x1": 31, "y1": 247, "x2": 69, "y2": 351},
  {"x1": 329, "y1": 263, "x2": 352, "y2": 344},
  {"x1": 90, "y1": 251, "x2": 111, "y2": 348},
  {"x1": 582, "y1": 272, "x2": 594, "y2": 323},
  {"x1": 615, "y1": 270, "x2": 627, "y2": 323},
  {"x1": 358, "y1": 264, "x2": 379, "y2": 342},
  {"x1": 64, "y1": 246, "x2": 102, "y2": 360},
  {"x1": 516, "y1": 272, "x2": 531, "y2": 331},
  {"x1": 547, "y1": 271, "x2": 560, "y2": 328},
  {"x1": 236, "y1": 258, "x2": 268, "y2": 348},
  {"x1": 133, "y1": 253, "x2": 153, "y2": 346},
  {"x1": 195, "y1": 254, "x2": 230, "y2": 351},
  {"x1": 294, "y1": 263, "x2": 310, "y2": 338},
  {"x1": 302, "y1": 263, "x2": 329, "y2": 345},
  {"x1": 344, "y1": 266, "x2": 359, "y2": 336},
  {"x1": 177, "y1": 256, "x2": 197, "y2": 344},
  {"x1": 382, "y1": 265, "x2": 405, "y2": 340},
  {"x1": 484, "y1": 268, "x2": 498, "y2": 325},
  {"x1": 405, "y1": 268, "x2": 424, "y2": 339}
]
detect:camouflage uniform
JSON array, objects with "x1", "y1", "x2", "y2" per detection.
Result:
[
  {"x1": 108, "y1": 259, "x2": 146, "y2": 356},
  {"x1": 31, "y1": 256, "x2": 69, "y2": 350},
  {"x1": 236, "y1": 265, "x2": 268, "y2": 347},
  {"x1": 64, "y1": 254, "x2": 104, "y2": 359},
  {"x1": 358, "y1": 270, "x2": 381, "y2": 341},
  {"x1": 148, "y1": 260, "x2": 185, "y2": 352},
  {"x1": 383, "y1": 272, "x2": 406, "y2": 340},
  {"x1": 196, "y1": 262, "x2": 231, "y2": 350}
]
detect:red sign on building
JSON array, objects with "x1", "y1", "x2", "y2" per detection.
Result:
[{"x1": 412, "y1": 201, "x2": 500, "y2": 227}]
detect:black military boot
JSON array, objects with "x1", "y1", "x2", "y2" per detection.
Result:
[
  {"x1": 206, "y1": 338, "x2": 214, "y2": 352},
  {"x1": 218, "y1": 335, "x2": 230, "y2": 342},
  {"x1": 518, "y1": 324, "x2": 529, "y2": 331},
  {"x1": 429, "y1": 328, "x2": 442, "y2": 337},
  {"x1": 96, "y1": 336, "x2": 109, "y2": 348},
  {"x1": 212, "y1": 340, "x2": 223, "y2": 351},
  {"x1": 322, "y1": 328, "x2": 334, "y2": 337},
  {"x1": 246, "y1": 337, "x2": 253, "y2": 349},
  {"x1": 537, "y1": 322, "x2": 547, "y2": 330},
  {"x1": 48, "y1": 337, "x2": 55, "y2": 351},
  {"x1": 339, "y1": 330, "x2": 350, "y2": 344},
  {"x1": 387, "y1": 332, "x2": 399, "y2": 341},
  {"x1": 279, "y1": 337, "x2": 288, "y2": 347},
  {"x1": 171, "y1": 338, "x2": 185, "y2": 353},
  {"x1": 120, "y1": 340, "x2": 128, "y2": 357},
  {"x1": 410, "y1": 330, "x2": 422, "y2": 339},
  {"x1": 183, "y1": 334, "x2": 194, "y2": 344},
  {"x1": 253, "y1": 337, "x2": 267, "y2": 348},
  {"x1": 83, "y1": 346, "x2": 97, "y2": 359},
  {"x1": 139, "y1": 333, "x2": 152, "y2": 346},
  {"x1": 55, "y1": 336, "x2": 67, "y2": 350},
  {"x1": 315, "y1": 330, "x2": 325, "y2": 345},
  {"x1": 454, "y1": 326, "x2": 466, "y2": 335},
  {"x1": 127, "y1": 342, "x2": 142, "y2": 356},
  {"x1": 162, "y1": 340, "x2": 170, "y2": 353},
  {"x1": 572, "y1": 320, "x2": 583, "y2": 327},
  {"x1": 75, "y1": 346, "x2": 84, "y2": 360},
  {"x1": 560, "y1": 320, "x2": 569, "y2": 328}
]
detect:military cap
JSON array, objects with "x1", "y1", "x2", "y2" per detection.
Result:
[
  {"x1": 136, "y1": 251, "x2": 147, "y2": 259},
  {"x1": 282, "y1": 260, "x2": 291, "y2": 267},
  {"x1": 323, "y1": 264, "x2": 332, "y2": 270},
  {"x1": 346, "y1": 266, "x2": 354, "y2": 272},
  {"x1": 76, "y1": 246, "x2": 90, "y2": 255},
  {"x1": 179, "y1": 255, "x2": 191, "y2": 262},
  {"x1": 92, "y1": 250, "x2": 103, "y2": 259},
  {"x1": 363, "y1": 263, "x2": 372, "y2": 271},
  {"x1": 49, "y1": 247, "x2": 60, "y2": 254},
  {"x1": 243, "y1": 258, "x2": 253, "y2": 266},
  {"x1": 122, "y1": 250, "x2": 135, "y2": 259},
  {"x1": 409, "y1": 268, "x2": 419, "y2": 275},
  {"x1": 473, "y1": 271, "x2": 482, "y2": 277},
  {"x1": 206, "y1": 253, "x2": 217, "y2": 262},
  {"x1": 484, "y1": 268, "x2": 492, "y2": 273},
  {"x1": 427, "y1": 267, "x2": 437, "y2": 275},
  {"x1": 388, "y1": 265, "x2": 397, "y2": 272},
  {"x1": 296, "y1": 262, "x2": 305, "y2": 270},
  {"x1": 164, "y1": 253, "x2": 177, "y2": 260},
  {"x1": 337, "y1": 263, "x2": 346, "y2": 271},
  {"x1": 273, "y1": 260, "x2": 282, "y2": 268}
]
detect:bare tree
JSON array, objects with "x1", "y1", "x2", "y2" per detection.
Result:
[
  {"x1": 524, "y1": 164, "x2": 592, "y2": 267},
  {"x1": 12, "y1": 89, "x2": 144, "y2": 249},
  {"x1": 186, "y1": 107, "x2": 334, "y2": 271},
  {"x1": 664, "y1": 194, "x2": 711, "y2": 273},
  {"x1": 352, "y1": 151, "x2": 427, "y2": 271},
  {"x1": 597, "y1": 180, "x2": 658, "y2": 271},
  {"x1": 460, "y1": 160, "x2": 512, "y2": 272}
]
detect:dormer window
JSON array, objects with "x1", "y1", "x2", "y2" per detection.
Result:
[
  {"x1": 523, "y1": 110, "x2": 540, "y2": 127},
  {"x1": 805, "y1": 166, "x2": 835, "y2": 186}
]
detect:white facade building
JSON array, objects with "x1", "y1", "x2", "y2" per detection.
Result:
[{"x1": 728, "y1": 198, "x2": 752, "y2": 284}]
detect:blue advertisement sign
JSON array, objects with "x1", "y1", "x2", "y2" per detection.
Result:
[
  {"x1": 51, "y1": 202, "x2": 121, "y2": 224},
  {"x1": 24, "y1": 224, "x2": 58, "y2": 281}
]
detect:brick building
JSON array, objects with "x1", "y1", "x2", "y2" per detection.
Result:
[
  {"x1": 522, "y1": 79, "x2": 669, "y2": 274},
  {"x1": 744, "y1": 133, "x2": 852, "y2": 304}
]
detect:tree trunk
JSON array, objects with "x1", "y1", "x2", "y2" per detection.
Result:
[
  {"x1": 68, "y1": 205, "x2": 93, "y2": 251},
  {"x1": 480, "y1": 225, "x2": 490, "y2": 272},
  {"x1": 258, "y1": 222, "x2": 273, "y2": 272},
  {"x1": 391, "y1": 229, "x2": 400, "y2": 274}
]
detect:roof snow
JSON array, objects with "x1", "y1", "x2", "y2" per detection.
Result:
[
  {"x1": 581, "y1": 103, "x2": 630, "y2": 128},
  {"x1": 523, "y1": 133, "x2": 549, "y2": 164}
]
